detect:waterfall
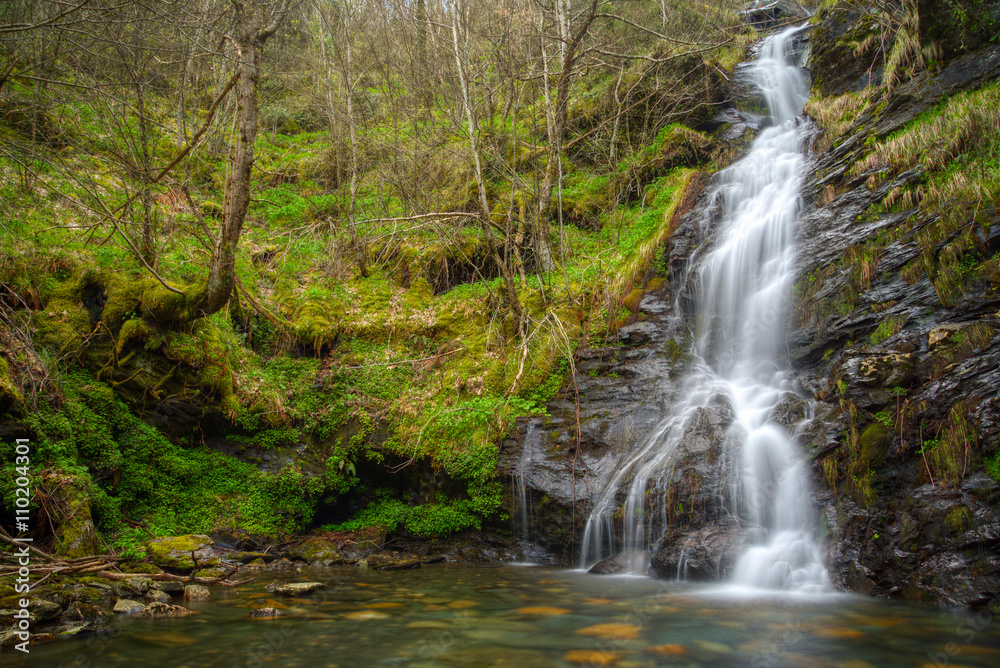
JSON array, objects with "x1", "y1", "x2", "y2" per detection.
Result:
[
  {"x1": 580, "y1": 24, "x2": 830, "y2": 592},
  {"x1": 511, "y1": 438, "x2": 534, "y2": 546}
]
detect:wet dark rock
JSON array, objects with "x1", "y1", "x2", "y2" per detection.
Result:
[
  {"x1": 587, "y1": 550, "x2": 647, "y2": 575},
  {"x1": 500, "y1": 278, "x2": 686, "y2": 563},
  {"x1": 366, "y1": 554, "x2": 422, "y2": 571},
  {"x1": 227, "y1": 550, "x2": 278, "y2": 564},
  {"x1": 151, "y1": 581, "x2": 186, "y2": 594},
  {"x1": 873, "y1": 44, "x2": 1000, "y2": 138},
  {"x1": 210, "y1": 529, "x2": 263, "y2": 551},
  {"x1": 59, "y1": 602, "x2": 110, "y2": 636},
  {"x1": 740, "y1": 1, "x2": 810, "y2": 31},
  {"x1": 809, "y1": 2, "x2": 883, "y2": 96},
  {"x1": 341, "y1": 525, "x2": 387, "y2": 560},
  {"x1": 650, "y1": 517, "x2": 746, "y2": 581},
  {"x1": 287, "y1": 536, "x2": 352, "y2": 566},
  {"x1": 429, "y1": 532, "x2": 528, "y2": 563}
]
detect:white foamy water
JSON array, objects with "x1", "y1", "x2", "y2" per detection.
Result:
[{"x1": 581, "y1": 25, "x2": 830, "y2": 592}]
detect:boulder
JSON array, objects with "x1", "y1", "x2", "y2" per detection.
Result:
[
  {"x1": 287, "y1": 536, "x2": 351, "y2": 565},
  {"x1": 183, "y1": 585, "x2": 211, "y2": 601},
  {"x1": 145, "y1": 589, "x2": 171, "y2": 603},
  {"x1": 146, "y1": 535, "x2": 219, "y2": 571},
  {"x1": 113, "y1": 598, "x2": 145, "y2": 615},
  {"x1": 341, "y1": 526, "x2": 387, "y2": 560},
  {"x1": 587, "y1": 550, "x2": 647, "y2": 575},
  {"x1": 650, "y1": 517, "x2": 746, "y2": 581},
  {"x1": 151, "y1": 581, "x2": 186, "y2": 594}
]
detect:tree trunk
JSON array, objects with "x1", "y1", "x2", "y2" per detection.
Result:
[
  {"x1": 535, "y1": 0, "x2": 600, "y2": 273},
  {"x1": 451, "y1": 3, "x2": 522, "y2": 323},
  {"x1": 200, "y1": 1, "x2": 290, "y2": 316}
]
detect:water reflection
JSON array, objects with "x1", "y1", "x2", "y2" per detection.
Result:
[{"x1": 10, "y1": 564, "x2": 1000, "y2": 667}]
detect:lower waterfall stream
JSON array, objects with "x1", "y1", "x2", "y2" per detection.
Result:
[{"x1": 580, "y1": 25, "x2": 829, "y2": 592}]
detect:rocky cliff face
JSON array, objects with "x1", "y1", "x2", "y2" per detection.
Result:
[{"x1": 502, "y1": 1, "x2": 1000, "y2": 608}]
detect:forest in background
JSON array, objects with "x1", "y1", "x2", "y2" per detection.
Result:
[{"x1": 0, "y1": 0, "x2": 760, "y2": 555}]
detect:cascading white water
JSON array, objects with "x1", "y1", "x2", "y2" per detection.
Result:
[{"x1": 581, "y1": 25, "x2": 830, "y2": 592}]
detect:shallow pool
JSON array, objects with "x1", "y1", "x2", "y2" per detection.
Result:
[{"x1": 11, "y1": 563, "x2": 1000, "y2": 667}]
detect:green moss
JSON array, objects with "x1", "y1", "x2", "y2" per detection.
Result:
[
  {"x1": 0, "y1": 357, "x2": 21, "y2": 410},
  {"x1": 146, "y1": 535, "x2": 218, "y2": 570},
  {"x1": 945, "y1": 505, "x2": 971, "y2": 535},
  {"x1": 985, "y1": 452, "x2": 1000, "y2": 483},
  {"x1": 870, "y1": 315, "x2": 906, "y2": 345},
  {"x1": 856, "y1": 423, "x2": 891, "y2": 471}
]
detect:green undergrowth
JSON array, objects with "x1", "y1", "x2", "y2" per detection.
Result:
[
  {"x1": 0, "y1": 370, "x2": 327, "y2": 552},
  {"x1": 0, "y1": 19, "x2": 738, "y2": 546}
]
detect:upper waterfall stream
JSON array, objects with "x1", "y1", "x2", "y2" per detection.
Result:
[{"x1": 581, "y1": 25, "x2": 830, "y2": 592}]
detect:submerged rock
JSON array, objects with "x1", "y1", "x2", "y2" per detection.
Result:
[
  {"x1": 134, "y1": 602, "x2": 198, "y2": 618},
  {"x1": 265, "y1": 581, "x2": 326, "y2": 596},
  {"x1": 248, "y1": 607, "x2": 283, "y2": 619},
  {"x1": 587, "y1": 550, "x2": 647, "y2": 575},
  {"x1": 366, "y1": 554, "x2": 421, "y2": 571}
]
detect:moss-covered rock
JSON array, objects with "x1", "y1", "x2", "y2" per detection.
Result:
[
  {"x1": 286, "y1": 536, "x2": 350, "y2": 565},
  {"x1": 0, "y1": 357, "x2": 21, "y2": 412},
  {"x1": 49, "y1": 472, "x2": 102, "y2": 559},
  {"x1": 146, "y1": 535, "x2": 218, "y2": 571},
  {"x1": 855, "y1": 423, "x2": 892, "y2": 473}
]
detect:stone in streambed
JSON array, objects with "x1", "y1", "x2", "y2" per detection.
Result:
[
  {"x1": 146, "y1": 535, "x2": 219, "y2": 571},
  {"x1": 366, "y1": 554, "x2": 421, "y2": 571},
  {"x1": 228, "y1": 551, "x2": 278, "y2": 564},
  {"x1": 248, "y1": 607, "x2": 283, "y2": 619},
  {"x1": 135, "y1": 602, "x2": 198, "y2": 618},
  {"x1": 145, "y1": 589, "x2": 171, "y2": 603},
  {"x1": 113, "y1": 598, "x2": 145, "y2": 615},
  {"x1": 183, "y1": 585, "x2": 211, "y2": 601},
  {"x1": 265, "y1": 582, "x2": 326, "y2": 596},
  {"x1": 151, "y1": 580, "x2": 186, "y2": 594},
  {"x1": 576, "y1": 623, "x2": 642, "y2": 640},
  {"x1": 286, "y1": 537, "x2": 351, "y2": 566},
  {"x1": 564, "y1": 649, "x2": 624, "y2": 665},
  {"x1": 587, "y1": 550, "x2": 647, "y2": 575}
]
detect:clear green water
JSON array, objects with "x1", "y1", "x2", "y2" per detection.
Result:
[{"x1": 12, "y1": 564, "x2": 1000, "y2": 667}]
